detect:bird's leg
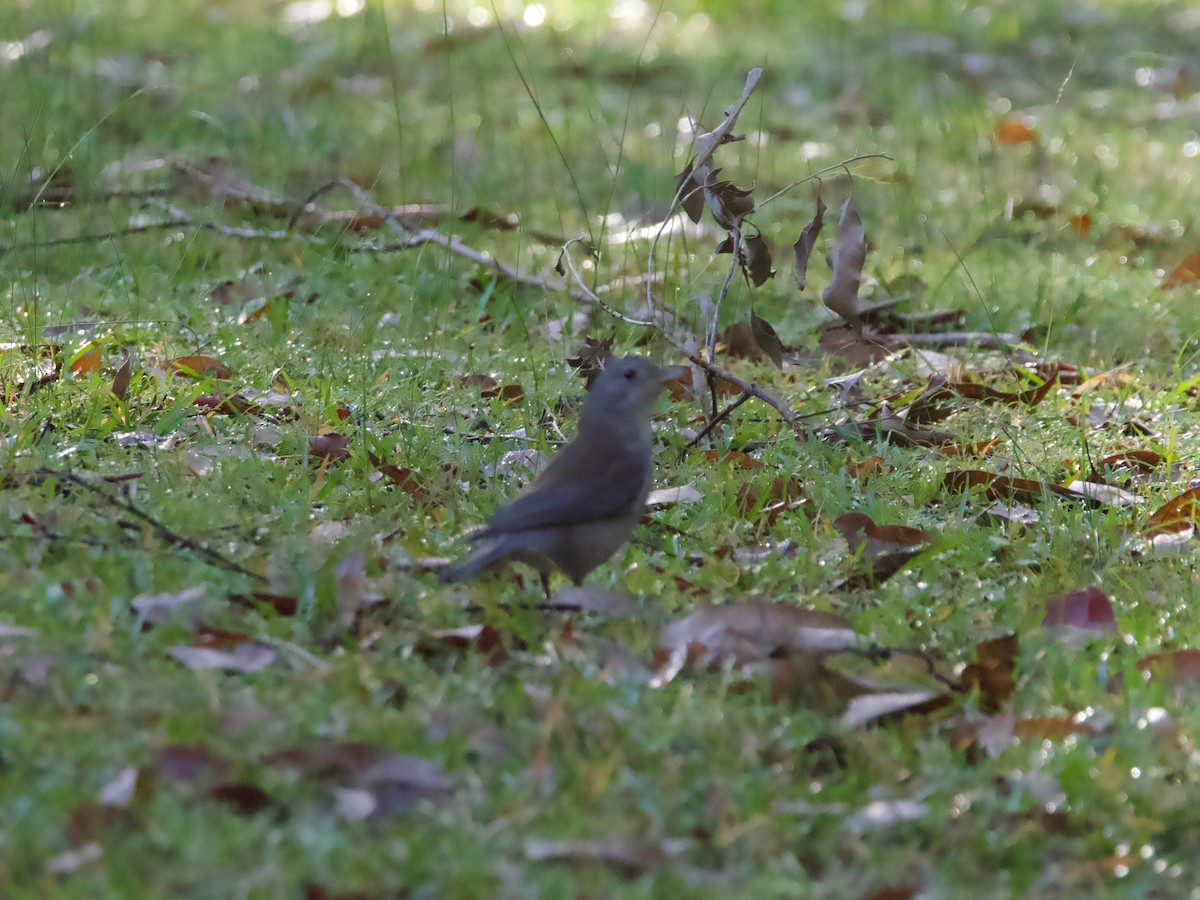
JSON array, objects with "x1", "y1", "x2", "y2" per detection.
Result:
[{"x1": 539, "y1": 571, "x2": 553, "y2": 601}]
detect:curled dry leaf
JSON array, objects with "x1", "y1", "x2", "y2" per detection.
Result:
[
  {"x1": 793, "y1": 195, "x2": 827, "y2": 291},
  {"x1": 750, "y1": 313, "x2": 784, "y2": 369},
  {"x1": 833, "y1": 512, "x2": 932, "y2": 561},
  {"x1": 1161, "y1": 250, "x2": 1200, "y2": 289},
  {"x1": 821, "y1": 198, "x2": 868, "y2": 327},
  {"x1": 960, "y1": 634, "x2": 1018, "y2": 712},
  {"x1": 644, "y1": 484, "x2": 703, "y2": 508},
  {"x1": 167, "y1": 641, "x2": 277, "y2": 673},
  {"x1": 742, "y1": 234, "x2": 775, "y2": 287},
  {"x1": 309, "y1": 432, "x2": 351, "y2": 464},
  {"x1": 1137, "y1": 649, "x2": 1200, "y2": 688},
  {"x1": 168, "y1": 355, "x2": 232, "y2": 379},
  {"x1": 415, "y1": 624, "x2": 508, "y2": 663},
  {"x1": 1063, "y1": 480, "x2": 1141, "y2": 508},
  {"x1": 654, "y1": 602, "x2": 857, "y2": 687},
  {"x1": 111, "y1": 353, "x2": 132, "y2": 400},
  {"x1": 265, "y1": 740, "x2": 452, "y2": 818},
  {"x1": 841, "y1": 689, "x2": 952, "y2": 728},
  {"x1": 942, "y1": 470, "x2": 1086, "y2": 504},
  {"x1": 1143, "y1": 486, "x2": 1200, "y2": 536},
  {"x1": 524, "y1": 837, "x2": 689, "y2": 875}
]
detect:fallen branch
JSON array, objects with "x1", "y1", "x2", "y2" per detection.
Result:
[{"x1": 35, "y1": 468, "x2": 267, "y2": 583}]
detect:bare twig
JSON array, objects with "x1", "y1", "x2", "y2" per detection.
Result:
[
  {"x1": 35, "y1": 468, "x2": 267, "y2": 583},
  {"x1": 682, "y1": 392, "x2": 752, "y2": 452},
  {"x1": 557, "y1": 243, "x2": 804, "y2": 435},
  {"x1": 647, "y1": 67, "x2": 763, "y2": 319}
]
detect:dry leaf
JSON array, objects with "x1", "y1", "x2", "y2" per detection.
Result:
[
  {"x1": 111, "y1": 353, "x2": 132, "y2": 400},
  {"x1": 1040, "y1": 587, "x2": 1117, "y2": 633},
  {"x1": 167, "y1": 642, "x2": 276, "y2": 672},
  {"x1": 168, "y1": 355, "x2": 232, "y2": 379},
  {"x1": 793, "y1": 195, "x2": 827, "y2": 291},
  {"x1": 69, "y1": 343, "x2": 102, "y2": 376},
  {"x1": 821, "y1": 198, "x2": 868, "y2": 326},
  {"x1": 524, "y1": 837, "x2": 688, "y2": 875},
  {"x1": 1162, "y1": 250, "x2": 1200, "y2": 289},
  {"x1": 995, "y1": 115, "x2": 1038, "y2": 144},
  {"x1": 750, "y1": 313, "x2": 784, "y2": 369},
  {"x1": 1144, "y1": 486, "x2": 1200, "y2": 536},
  {"x1": 654, "y1": 602, "x2": 856, "y2": 686}
]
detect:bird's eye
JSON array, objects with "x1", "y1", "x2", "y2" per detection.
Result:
[{"x1": 623, "y1": 367, "x2": 636, "y2": 380}]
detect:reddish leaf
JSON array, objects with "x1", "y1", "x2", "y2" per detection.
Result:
[
  {"x1": 1162, "y1": 251, "x2": 1200, "y2": 289},
  {"x1": 995, "y1": 116, "x2": 1038, "y2": 144},
  {"x1": 309, "y1": 433, "x2": 351, "y2": 464},
  {"x1": 415, "y1": 624, "x2": 508, "y2": 663},
  {"x1": 834, "y1": 512, "x2": 932, "y2": 558},
  {"x1": 735, "y1": 476, "x2": 806, "y2": 525},
  {"x1": 935, "y1": 438, "x2": 1001, "y2": 458},
  {"x1": 69, "y1": 343, "x2": 102, "y2": 376},
  {"x1": 1041, "y1": 587, "x2": 1117, "y2": 632},
  {"x1": 1138, "y1": 649, "x2": 1200, "y2": 686},
  {"x1": 1013, "y1": 716, "x2": 1096, "y2": 741},
  {"x1": 168, "y1": 355, "x2": 232, "y2": 379},
  {"x1": 1144, "y1": 486, "x2": 1200, "y2": 536},
  {"x1": 701, "y1": 449, "x2": 763, "y2": 469}
]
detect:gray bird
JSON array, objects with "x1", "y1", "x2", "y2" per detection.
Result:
[{"x1": 442, "y1": 356, "x2": 676, "y2": 588}]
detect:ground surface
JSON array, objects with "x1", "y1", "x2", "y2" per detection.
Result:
[{"x1": 4, "y1": 1, "x2": 1200, "y2": 897}]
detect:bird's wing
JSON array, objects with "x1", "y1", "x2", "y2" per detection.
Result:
[{"x1": 483, "y1": 434, "x2": 651, "y2": 534}]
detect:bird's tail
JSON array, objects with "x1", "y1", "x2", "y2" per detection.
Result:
[{"x1": 438, "y1": 540, "x2": 502, "y2": 584}]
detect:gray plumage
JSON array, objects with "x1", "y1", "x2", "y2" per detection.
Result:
[{"x1": 442, "y1": 356, "x2": 672, "y2": 586}]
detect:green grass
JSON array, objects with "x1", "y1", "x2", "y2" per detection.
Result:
[{"x1": 4, "y1": 0, "x2": 1200, "y2": 896}]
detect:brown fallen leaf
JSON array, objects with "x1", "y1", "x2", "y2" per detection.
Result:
[
  {"x1": 792, "y1": 195, "x2": 827, "y2": 291},
  {"x1": 1136, "y1": 648, "x2": 1200, "y2": 687},
  {"x1": 995, "y1": 115, "x2": 1038, "y2": 144},
  {"x1": 821, "y1": 198, "x2": 868, "y2": 327},
  {"x1": 1143, "y1": 486, "x2": 1200, "y2": 536},
  {"x1": 524, "y1": 837, "x2": 689, "y2": 875},
  {"x1": 69, "y1": 343, "x2": 102, "y2": 376},
  {"x1": 167, "y1": 642, "x2": 276, "y2": 673},
  {"x1": 654, "y1": 602, "x2": 857, "y2": 687},
  {"x1": 960, "y1": 634, "x2": 1018, "y2": 712},
  {"x1": 1162, "y1": 250, "x2": 1200, "y2": 289},
  {"x1": 750, "y1": 312, "x2": 784, "y2": 369},
  {"x1": 309, "y1": 433, "x2": 351, "y2": 465},
  {"x1": 111, "y1": 353, "x2": 132, "y2": 400},
  {"x1": 168, "y1": 355, "x2": 232, "y2": 379},
  {"x1": 1040, "y1": 587, "x2": 1117, "y2": 633}
]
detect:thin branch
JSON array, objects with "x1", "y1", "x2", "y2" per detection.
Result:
[
  {"x1": 558, "y1": 243, "x2": 804, "y2": 435},
  {"x1": 682, "y1": 391, "x2": 752, "y2": 452},
  {"x1": 35, "y1": 468, "x2": 267, "y2": 583}
]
